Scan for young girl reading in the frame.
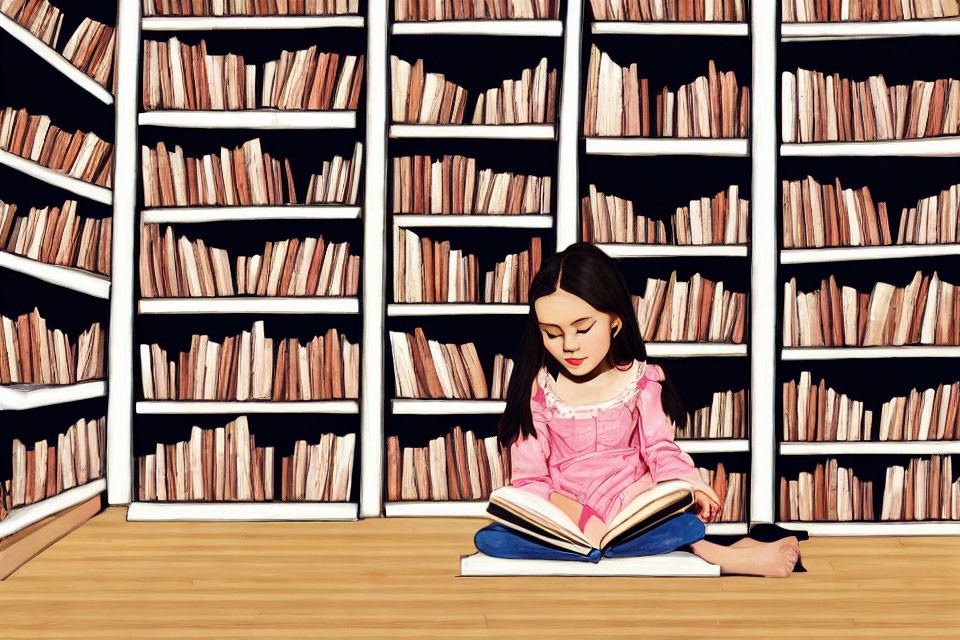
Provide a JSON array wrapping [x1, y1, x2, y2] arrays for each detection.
[[474, 243, 803, 577]]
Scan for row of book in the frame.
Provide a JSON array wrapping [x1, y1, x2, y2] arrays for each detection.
[[1, 417, 105, 518], [142, 138, 361, 207], [0, 309, 104, 385], [0, 107, 113, 188], [782, 0, 960, 22], [589, 0, 746, 20], [136, 417, 356, 502], [783, 271, 960, 347], [581, 185, 749, 245], [0, 2, 116, 90], [141, 0, 361, 16], [395, 0, 560, 20], [783, 372, 960, 442], [385, 427, 509, 501], [585, 49, 749, 138], [782, 69, 960, 143], [142, 38, 364, 111], [393, 230, 541, 303], [0, 199, 112, 276], [783, 177, 960, 248], [779, 459, 874, 521], [389, 328, 513, 399], [391, 56, 557, 125], [391, 154, 552, 215], [632, 271, 747, 344], [139, 321, 359, 400], [696, 462, 745, 522], [882, 456, 959, 521], [139, 225, 359, 298], [674, 388, 748, 439]]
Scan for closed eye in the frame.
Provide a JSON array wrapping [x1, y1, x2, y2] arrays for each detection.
[[545, 332, 561, 339], [577, 324, 595, 335]]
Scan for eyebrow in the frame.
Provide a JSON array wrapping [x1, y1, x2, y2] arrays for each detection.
[[538, 317, 594, 328]]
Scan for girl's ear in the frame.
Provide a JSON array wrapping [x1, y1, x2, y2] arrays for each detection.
[[611, 317, 622, 338]]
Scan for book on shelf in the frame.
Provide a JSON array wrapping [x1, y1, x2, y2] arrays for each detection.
[[395, 0, 560, 20], [781, 69, 960, 143], [393, 229, 541, 303], [588, 0, 746, 21], [0, 309, 105, 385], [0, 106, 113, 187], [392, 154, 552, 215], [675, 387, 748, 438], [141, 0, 361, 16], [782, 176, 959, 248], [262, 47, 363, 111], [388, 327, 513, 399], [139, 320, 359, 401], [881, 455, 959, 521], [582, 184, 748, 245], [1, 0, 64, 47], [305, 142, 363, 205], [139, 224, 359, 298], [780, 458, 875, 522], [782, 0, 959, 22], [1, 198, 111, 276], [782, 271, 960, 347], [280, 432, 355, 501], [632, 270, 747, 343], [137, 417, 275, 501], [584, 46, 749, 138], [696, 462, 745, 522], [385, 426, 510, 501], [487, 479, 697, 556], [1, 416, 105, 519], [783, 371, 874, 442], [391, 56, 557, 125]]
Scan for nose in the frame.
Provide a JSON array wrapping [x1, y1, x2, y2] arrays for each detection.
[[562, 332, 579, 353]]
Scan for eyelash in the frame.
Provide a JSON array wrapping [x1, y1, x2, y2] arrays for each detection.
[[545, 326, 593, 339]]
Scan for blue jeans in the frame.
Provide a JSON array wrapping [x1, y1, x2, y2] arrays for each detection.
[[474, 512, 706, 564]]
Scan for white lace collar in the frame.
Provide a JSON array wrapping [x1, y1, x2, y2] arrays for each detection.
[[538, 359, 647, 418]]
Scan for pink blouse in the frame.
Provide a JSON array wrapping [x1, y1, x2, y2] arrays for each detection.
[[509, 360, 711, 524]]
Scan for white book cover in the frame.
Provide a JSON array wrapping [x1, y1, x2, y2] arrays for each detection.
[[459, 551, 719, 577]]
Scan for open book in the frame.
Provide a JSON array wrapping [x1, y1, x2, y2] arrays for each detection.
[[486, 480, 698, 557]]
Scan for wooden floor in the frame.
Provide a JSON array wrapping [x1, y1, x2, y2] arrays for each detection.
[[1, 507, 959, 638]]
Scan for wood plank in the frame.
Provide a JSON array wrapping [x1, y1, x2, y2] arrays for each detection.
[[0, 496, 101, 580]]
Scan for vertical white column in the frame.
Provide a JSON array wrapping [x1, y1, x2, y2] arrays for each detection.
[[750, 1, 777, 524], [360, 2, 388, 518], [555, 0, 583, 251], [107, 0, 140, 505]]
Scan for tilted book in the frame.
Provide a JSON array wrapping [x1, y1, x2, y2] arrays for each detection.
[[486, 479, 698, 557]]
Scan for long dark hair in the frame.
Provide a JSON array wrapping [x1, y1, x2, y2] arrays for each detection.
[[498, 242, 686, 448]]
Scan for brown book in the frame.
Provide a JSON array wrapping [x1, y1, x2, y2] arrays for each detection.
[[452, 426, 470, 499], [443, 432, 461, 500]]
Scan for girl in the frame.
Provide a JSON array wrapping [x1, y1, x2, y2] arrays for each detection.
[[475, 243, 803, 577]]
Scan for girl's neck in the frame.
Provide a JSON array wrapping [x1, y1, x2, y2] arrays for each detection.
[[547, 357, 641, 408]]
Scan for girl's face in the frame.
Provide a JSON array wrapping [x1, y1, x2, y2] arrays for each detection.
[[534, 287, 622, 378]]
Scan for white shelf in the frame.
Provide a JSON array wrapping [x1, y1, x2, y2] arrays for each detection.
[[645, 343, 748, 357], [780, 441, 960, 455], [783, 346, 960, 360], [127, 501, 359, 521], [390, 124, 556, 140], [138, 297, 359, 314], [781, 138, 960, 157], [387, 303, 528, 316], [391, 399, 506, 414], [385, 500, 491, 517], [0, 252, 110, 298], [0, 381, 107, 411], [592, 21, 748, 36], [139, 110, 357, 129], [782, 244, 960, 263], [704, 522, 749, 535], [141, 15, 365, 30], [776, 521, 960, 536], [585, 137, 749, 156], [598, 244, 749, 258], [781, 18, 960, 41], [142, 205, 361, 223], [0, 149, 113, 204], [0, 479, 105, 538], [678, 439, 750, 453], [136, 400, 360, 414], [0, 13, 114, 104], [393, 19, 562, 36], [393, 214, 553, 228]]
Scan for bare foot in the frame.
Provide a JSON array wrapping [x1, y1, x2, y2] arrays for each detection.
[[691, 537, 799, 577]]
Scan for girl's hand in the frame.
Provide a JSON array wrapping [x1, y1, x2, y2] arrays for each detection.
[[583, 514, 606, 549], [693, 486, 723, 523]]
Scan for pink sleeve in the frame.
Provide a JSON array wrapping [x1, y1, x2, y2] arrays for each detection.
[[636, 365, 711, 493], [509, 384, 555, 500]]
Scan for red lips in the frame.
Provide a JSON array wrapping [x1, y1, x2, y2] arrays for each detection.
[[565, 358, 585, 366]]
